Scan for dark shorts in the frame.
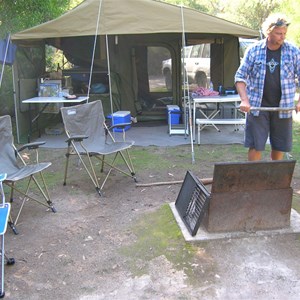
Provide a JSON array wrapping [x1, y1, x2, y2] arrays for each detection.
[[244, 111, 292, 152]]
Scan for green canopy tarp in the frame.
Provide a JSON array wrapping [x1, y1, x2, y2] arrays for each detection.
[[11, 0, 259, 146], [12, 0, 258, 40]]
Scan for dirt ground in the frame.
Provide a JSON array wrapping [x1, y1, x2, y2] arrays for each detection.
[[3, 145, 300, 300]]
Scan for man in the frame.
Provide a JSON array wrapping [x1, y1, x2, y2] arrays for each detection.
[[235, 14, 300, 161]]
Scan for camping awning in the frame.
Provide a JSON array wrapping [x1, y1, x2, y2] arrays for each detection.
[[12, 0, 259, 42]]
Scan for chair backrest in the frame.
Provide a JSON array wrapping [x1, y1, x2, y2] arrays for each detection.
[[0, 115, 18, 171], [60, 100, 107, 147]]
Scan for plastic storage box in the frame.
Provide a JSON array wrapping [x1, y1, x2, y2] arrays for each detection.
[[166, 105, 181, 125], [109, 111, 131, 132]]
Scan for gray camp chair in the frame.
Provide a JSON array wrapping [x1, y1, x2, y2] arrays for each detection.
[[0, 115, 56, 234], [60, 100, 136, 196], [0, 174, 15, 298]]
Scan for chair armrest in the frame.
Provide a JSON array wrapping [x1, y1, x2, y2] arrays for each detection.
[[108, 122, 132, 131], [18, 141, 46, 152], [16, 142, 47, 165], [66, 135, 89, 143]]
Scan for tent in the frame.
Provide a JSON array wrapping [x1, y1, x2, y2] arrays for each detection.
[[11, 0, 259, 143]]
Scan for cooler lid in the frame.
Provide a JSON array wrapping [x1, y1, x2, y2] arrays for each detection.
[[166, 105, 180, 111], [112, 111, 131, 117]]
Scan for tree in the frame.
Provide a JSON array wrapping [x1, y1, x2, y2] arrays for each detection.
[[163, 0, 209, 12], [0, 1, 73, 36], [0, 0, 83, 116], [279, 0, 300, 45], [163, 0, 299, 45]]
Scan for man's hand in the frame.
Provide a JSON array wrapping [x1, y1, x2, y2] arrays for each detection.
[[235, 81, 251, 112], [239, 98, 251, 113]]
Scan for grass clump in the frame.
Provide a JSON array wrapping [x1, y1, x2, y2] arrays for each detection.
[[120, 204, 214, 284]]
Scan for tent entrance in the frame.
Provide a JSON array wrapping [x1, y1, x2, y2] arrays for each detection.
[[133, 46, 174, 122]]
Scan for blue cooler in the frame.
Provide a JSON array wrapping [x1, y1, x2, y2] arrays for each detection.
[[110, 111, 131, 132], [166, 105, 181, 125]]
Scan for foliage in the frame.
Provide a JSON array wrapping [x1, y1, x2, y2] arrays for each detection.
[[164, 0, 300, 46], [0, 1, 71, 37], [163, 0, 209, 12], [0, 0, 83, 115], [279, 0, 300, 45]]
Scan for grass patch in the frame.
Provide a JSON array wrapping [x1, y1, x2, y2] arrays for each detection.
[[119, 204, 213, 284]]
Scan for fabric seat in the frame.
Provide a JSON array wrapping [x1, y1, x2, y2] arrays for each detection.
[[0, 115, 56, 234], [60, 100, 136, 196]]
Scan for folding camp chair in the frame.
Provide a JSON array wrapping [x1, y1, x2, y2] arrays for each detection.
[[0, 115, 56, 234], [0, 174, 15, 298], [60, 100, 136, 196]]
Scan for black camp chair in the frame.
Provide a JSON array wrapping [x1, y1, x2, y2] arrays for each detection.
[[0, 115, 56, 234], [60, 100, 136, 196]]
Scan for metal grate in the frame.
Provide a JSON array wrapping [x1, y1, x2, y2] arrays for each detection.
[[175, 171, 210, 236]]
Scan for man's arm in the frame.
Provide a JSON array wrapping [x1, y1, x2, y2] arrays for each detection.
[[236, 81, 251, 113]]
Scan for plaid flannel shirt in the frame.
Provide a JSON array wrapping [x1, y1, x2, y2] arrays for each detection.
[[235, 38, 300, 118]]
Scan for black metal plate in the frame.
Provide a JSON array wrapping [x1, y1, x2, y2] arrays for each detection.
[[175, 171, 210, 236]]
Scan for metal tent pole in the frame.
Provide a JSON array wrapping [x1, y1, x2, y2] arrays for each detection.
[[180, 5, 195, 163], [105, 34, 114, 125], [12, 65, 20, 143], [89, 0, 114, 127], [87, 0, 103, 102]]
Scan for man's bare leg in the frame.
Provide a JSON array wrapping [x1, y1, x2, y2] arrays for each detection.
[[271, 149, 284, 160], [248, 148, 262, 161]]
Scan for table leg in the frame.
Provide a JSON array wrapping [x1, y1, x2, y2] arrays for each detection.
[[27, 103, 50, 142]]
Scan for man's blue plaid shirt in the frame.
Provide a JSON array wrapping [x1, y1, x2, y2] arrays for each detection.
[[235, 38, 300, 118]]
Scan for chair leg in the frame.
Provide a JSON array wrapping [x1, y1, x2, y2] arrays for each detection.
[[0, 235, 5, 298], [0, 226, 15, 298], [99, 150, 137, 190], [5, 174, 56, 233], [63, 149, 71, 186], [65, 143, 102, 195]]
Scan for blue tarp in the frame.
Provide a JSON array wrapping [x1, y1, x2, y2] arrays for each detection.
[[0, 39, 17, 65]]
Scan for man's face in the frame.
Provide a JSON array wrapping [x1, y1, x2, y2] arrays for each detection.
[[268, 26, 288, 47]]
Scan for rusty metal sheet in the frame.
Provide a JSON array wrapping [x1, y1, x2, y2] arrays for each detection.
[[211, 160, 296, 193], [203, 188, 293, 233]]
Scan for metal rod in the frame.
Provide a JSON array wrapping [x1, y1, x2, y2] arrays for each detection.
[[135, 177, 213, 187], [180, 5, 195, 164], [87, 0, 103, 101], [250, 107, 296, 112]]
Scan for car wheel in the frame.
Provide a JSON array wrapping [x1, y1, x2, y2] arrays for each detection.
[[195, 72, 207, 88]]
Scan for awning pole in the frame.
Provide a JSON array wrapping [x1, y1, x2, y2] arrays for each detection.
[[180, 5, 195, 164], [105, 34, 114, 124], [12, 65, 20, 143], [87, 0, 103, 102]]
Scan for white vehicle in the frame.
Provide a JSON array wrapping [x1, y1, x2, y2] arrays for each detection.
[[162, 39, 256, 91], [162, 43, 210, 91]]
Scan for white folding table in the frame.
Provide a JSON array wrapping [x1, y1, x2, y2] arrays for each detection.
[[192, 94, 242, 139], [22, 96, 88, 142]]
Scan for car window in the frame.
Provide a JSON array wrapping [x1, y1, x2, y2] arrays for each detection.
[[239, 38, 257, 58], [202, 44, 210, 58], [190, 45, 200, 58], [182, 46, 192, 58]]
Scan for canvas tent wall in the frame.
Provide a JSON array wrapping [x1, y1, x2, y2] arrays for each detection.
[[11, 0, 258, 143]]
